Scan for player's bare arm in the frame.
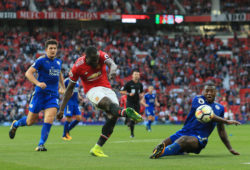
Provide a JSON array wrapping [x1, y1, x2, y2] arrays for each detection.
[[155, 97, 160, 107], [59, 72, 66, 94], [25, 66, 46, 89], [57, 80, 76, 120], [212, 114, 241, 125], [105, 58, 117, 80], [217, 123, 240, 155], [140, 97, 149, 107]]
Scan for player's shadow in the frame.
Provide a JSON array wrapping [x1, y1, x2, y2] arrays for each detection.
[[157, 154, 233, 160]]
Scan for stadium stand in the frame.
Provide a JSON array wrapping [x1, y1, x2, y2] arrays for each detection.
[[0, 26, 249, 123]]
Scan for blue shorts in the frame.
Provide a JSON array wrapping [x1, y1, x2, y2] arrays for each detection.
[[145, 108, 155, 117], [170, 130, 208, 154], [64, 104, 81, 117], [29, 92, 59, 113]]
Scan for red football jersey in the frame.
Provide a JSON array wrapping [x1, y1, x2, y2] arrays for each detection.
[[69, 50, 111, 94]]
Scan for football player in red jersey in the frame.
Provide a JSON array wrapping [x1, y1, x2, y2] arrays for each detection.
[[57, 46, 142, 157]]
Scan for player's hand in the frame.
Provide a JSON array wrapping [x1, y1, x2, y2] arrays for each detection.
[[108, 71, 116, 80], [229, 149, 240, 155], [129, 93, 135, 96], [226, 120, 241, 125], [59, 88, 65, 94], [56, 110, 64, 120], [37, 82, 47, 89]]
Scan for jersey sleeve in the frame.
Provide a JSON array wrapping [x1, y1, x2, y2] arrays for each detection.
[[99, 51, 111, 64], [31, 57, 43, 70], [64, 78, 69, 88], [69, 64, 80, 83], [191, 96, 199, 110], [121, 82, 130, 92], [220, 105, 225, 118], [140, 83, 143, 93]]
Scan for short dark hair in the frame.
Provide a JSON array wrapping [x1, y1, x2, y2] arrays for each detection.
[[132, 69, 140, 74], [204, 81, 216, 88], [85, 46, 97, 57], [45, 39, 58, 49]]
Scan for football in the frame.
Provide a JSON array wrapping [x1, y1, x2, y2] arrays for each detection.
[[195, 105, 214, 123]]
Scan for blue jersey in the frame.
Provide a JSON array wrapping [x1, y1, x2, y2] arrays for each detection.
[[64, 77, 79, 105], [181, 95, 224, 139], [144, 93, 156, 110], [32, 55, 62, 96]]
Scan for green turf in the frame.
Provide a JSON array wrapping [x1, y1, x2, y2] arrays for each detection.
[[0, 124, 249, 170]]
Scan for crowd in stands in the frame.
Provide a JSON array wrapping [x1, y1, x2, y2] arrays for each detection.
[[0, 27, 249, 124], [221, 0, 250, 13], [0, 0, 248, 15]]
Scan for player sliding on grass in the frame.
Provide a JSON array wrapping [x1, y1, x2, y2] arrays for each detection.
[[150, 83, 240, 159], [9, 39, 66, 151], [57, 46, 142, 157]]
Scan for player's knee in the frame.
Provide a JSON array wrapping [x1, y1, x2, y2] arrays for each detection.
[[76, 116, 81, 121], [26, 119, 35, 126], [176, 136, 189, 146], [66, 116, 72, 122], [109, 103, 121, 116]]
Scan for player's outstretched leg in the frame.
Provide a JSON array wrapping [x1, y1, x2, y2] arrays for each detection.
[[9, 117, 27, 139], [125, 107, 143, 122], [150, 142, 182, 159]]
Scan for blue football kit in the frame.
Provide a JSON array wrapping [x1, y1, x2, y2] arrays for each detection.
[[29, 55, 62, 113], [63, 78, 81, 117], [144, 93, 157, 116], [170, 95, 225, 153]]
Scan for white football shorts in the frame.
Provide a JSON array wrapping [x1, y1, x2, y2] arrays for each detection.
[[86, 86, 119, 107]]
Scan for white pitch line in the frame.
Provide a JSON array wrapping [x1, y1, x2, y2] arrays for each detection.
[[242, 162, 250, 165], [0, 139, 162, 146], [110, 139, 162, 143]]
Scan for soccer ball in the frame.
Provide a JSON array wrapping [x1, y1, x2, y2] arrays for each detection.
[[195, 105, 214, 123]]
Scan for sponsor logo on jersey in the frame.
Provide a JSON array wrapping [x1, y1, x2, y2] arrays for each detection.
[[87, 71, 101, 81], [49, 67, 60, 76]]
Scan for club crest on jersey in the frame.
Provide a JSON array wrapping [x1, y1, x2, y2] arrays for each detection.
[[57, 61, 60, 65], [95, 96, 99, 102], [215, 105, 220, 110], [29, 104, 33, 108]]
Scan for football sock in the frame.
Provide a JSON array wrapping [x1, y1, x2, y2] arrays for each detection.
[[97, 117, 117, 146], [161, 142, 181, 157], [97, 134, 109, 147], [68, 120, 79, 131], [109, 103, 126, 117], [13, 116, 27, 128], [38, 123, 52, 146], [63, 121, 70, 137], [147, 120, 152, 130], [130, 121, 135, 136]]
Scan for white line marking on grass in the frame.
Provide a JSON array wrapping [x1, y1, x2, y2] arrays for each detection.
[[110, 139, 162, 144], [0, 139, 161, 146], [242, 162, 250, 165]]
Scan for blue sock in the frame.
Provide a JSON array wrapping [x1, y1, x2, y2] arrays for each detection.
[[161, 142, 181, 157], [38, 123, 52, 146], [148, 120, 152, 130], [68, 120, 79, 131], [13, 116, 27, 128], [63, 121, 70, 137]]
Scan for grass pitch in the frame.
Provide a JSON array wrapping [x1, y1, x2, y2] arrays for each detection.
[[0, 124, 249, 170]]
